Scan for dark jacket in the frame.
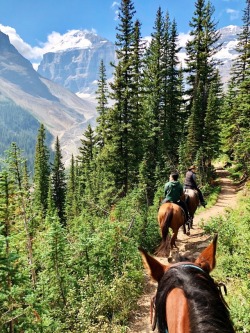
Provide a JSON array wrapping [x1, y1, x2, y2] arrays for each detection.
[[164, 180, 183, 202], [184, 170, 197, 189]]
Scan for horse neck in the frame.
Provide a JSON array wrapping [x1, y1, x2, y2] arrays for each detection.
[[166, 288, 190, 333]]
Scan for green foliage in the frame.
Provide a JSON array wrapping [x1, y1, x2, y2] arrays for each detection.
[[221, 0, 250, 177], [203, 190, 250, 331], [0, 98, 53, 172]]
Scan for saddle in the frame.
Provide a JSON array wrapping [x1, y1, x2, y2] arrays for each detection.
[[184, 188, 198, 202]]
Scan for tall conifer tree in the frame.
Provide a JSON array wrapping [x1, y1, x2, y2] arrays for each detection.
[[185, 0, 221, 165], [51, 137, 66, 225], [231, 0, 250, 85], [106, 0, 140, 195], [221, 0, 250, 175], [33, 124, 50, 216], [95, 60, 110, 148]]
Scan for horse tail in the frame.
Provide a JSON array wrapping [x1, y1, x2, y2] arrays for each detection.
[[161, 206, 173, 242]]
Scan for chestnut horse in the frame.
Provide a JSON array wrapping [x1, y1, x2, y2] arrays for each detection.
[[156, 203, 186, 257], [184, 189, 199, 230], [139, 234, 235, 333]]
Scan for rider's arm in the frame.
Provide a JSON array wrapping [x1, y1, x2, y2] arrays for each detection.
[[192, 174, 198, 188]]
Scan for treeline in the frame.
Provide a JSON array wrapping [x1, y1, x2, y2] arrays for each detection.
[[0, 99, 54, 171], [0, 0, 249, 332]]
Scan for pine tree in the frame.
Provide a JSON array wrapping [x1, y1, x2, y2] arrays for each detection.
[[65, 155, 78, 220], [0, 148, 35, 332], [106, 0, 141, 195], [33, 124, 50, 216], [129, 18, 146, 180], [226, 79, 250, 174], [0, 170, 15, 332], [95, 60, 110, 148], [142, 9, 182, 176], [200, 74, 222, 182], [185, 0, 221, 165], [231, 0, 250, 85], [221, 0, 250, 176], [5, 143, 36, 286], [51, 137, 66, 225], [78, 124, 96, 194], [142, 7, 165, 175], [163, 17, 182, 164]]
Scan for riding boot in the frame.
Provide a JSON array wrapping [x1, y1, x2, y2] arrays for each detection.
[[197, 188, 206, 207]]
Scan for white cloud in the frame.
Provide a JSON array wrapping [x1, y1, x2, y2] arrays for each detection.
[[0, 24, 96, 69], [0, 24, 44, 61], [111, 1, 119, 20], [40, 30, 93, 53], [226, 8, 240, 20], [111, 1, 119, 7]]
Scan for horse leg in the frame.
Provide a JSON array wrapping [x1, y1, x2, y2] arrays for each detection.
[[171, 231, 178, 248], [190, 216, 194, 229], [183, 222, 186, 235]]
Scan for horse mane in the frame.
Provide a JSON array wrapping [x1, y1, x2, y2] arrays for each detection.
[[155, 264, 235, 333]]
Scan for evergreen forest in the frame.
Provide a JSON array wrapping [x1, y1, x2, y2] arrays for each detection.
[[0, 0, 249, 332]]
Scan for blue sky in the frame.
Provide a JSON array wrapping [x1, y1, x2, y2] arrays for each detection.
[[0, 0, 245, 64]]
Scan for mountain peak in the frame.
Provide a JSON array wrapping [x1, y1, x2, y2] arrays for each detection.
[[46, 29, 108, 53]]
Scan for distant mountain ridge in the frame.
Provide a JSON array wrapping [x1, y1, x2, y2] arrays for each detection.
[[37, 30, 116, 97]]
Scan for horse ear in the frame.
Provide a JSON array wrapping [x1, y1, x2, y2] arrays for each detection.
[[195, 234, 218, 273], [139, 247, 168, 282]]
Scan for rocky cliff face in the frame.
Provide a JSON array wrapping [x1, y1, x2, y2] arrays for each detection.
[[214, 25, 241, 86], [37, 30, 116, 96]]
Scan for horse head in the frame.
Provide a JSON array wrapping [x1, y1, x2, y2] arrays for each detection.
[[139, 234, 235, 333]]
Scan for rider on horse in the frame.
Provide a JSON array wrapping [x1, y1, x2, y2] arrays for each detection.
[[184, 165, 207, 207], [162, 172, 191, 224]]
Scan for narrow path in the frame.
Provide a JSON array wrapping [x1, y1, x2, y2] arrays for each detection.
[[127, 169, 238, 333]]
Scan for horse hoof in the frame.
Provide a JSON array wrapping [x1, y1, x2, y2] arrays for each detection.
[[187, 231, 190, 236]]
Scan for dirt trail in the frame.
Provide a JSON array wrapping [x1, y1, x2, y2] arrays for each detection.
[[128, 169, 238, 333]]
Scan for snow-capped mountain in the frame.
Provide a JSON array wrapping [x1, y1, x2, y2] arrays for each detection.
[[0, 31, 97, 165], [37, 30, 116, 97], [37, 26, 241, 95], [214, 25, 241, 85]]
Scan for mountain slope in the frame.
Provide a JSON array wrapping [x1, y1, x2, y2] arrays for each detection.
[[0, 31, 98, 165]]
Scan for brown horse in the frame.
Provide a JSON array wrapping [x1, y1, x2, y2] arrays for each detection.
[[139, 234, 235, 333], [156, 202, 186, 257], [184, 189, 199, 230]]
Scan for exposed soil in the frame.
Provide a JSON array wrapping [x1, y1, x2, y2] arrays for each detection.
[[128, 169, 238, 333]]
